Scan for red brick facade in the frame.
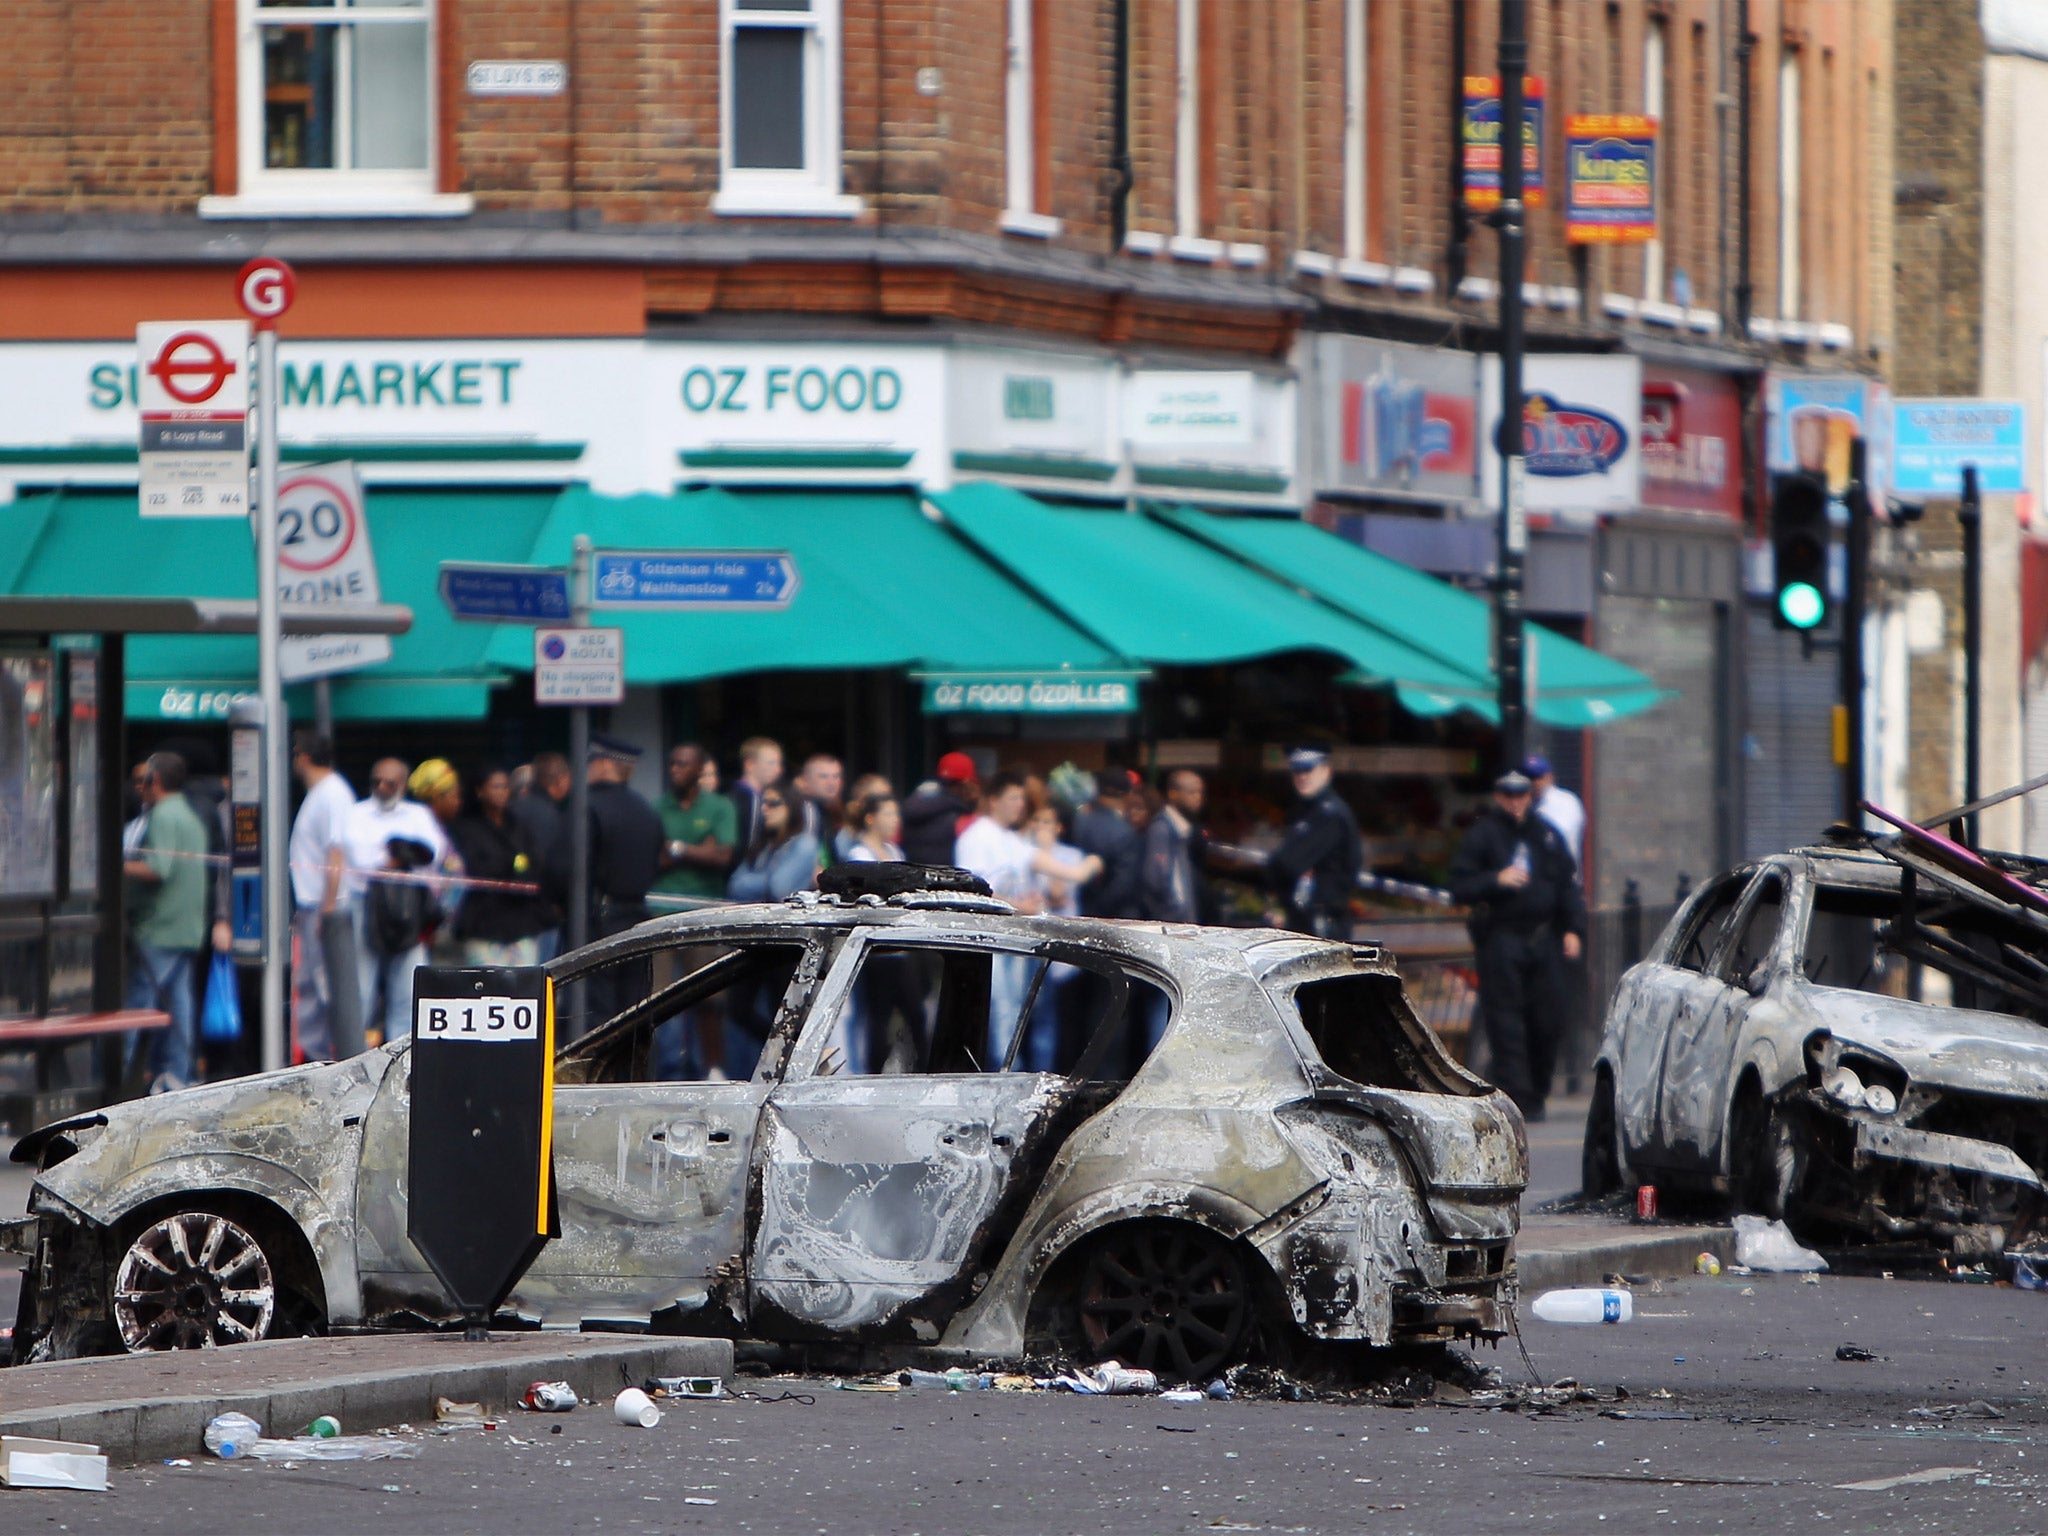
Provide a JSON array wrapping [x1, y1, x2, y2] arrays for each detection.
[[0, 1, 1889, 362]]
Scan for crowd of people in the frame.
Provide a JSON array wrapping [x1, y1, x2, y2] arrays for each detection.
[[116, 726, 1589, 1113]]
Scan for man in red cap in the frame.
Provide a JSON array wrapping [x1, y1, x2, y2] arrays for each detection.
[[901, 751, 980, 866]]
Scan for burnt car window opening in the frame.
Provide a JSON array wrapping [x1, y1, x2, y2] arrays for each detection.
[[1675, 874, 1748, 972], [1808, 884, 2048, 1019], [557, 941, 810, 1084], [824, 942, 1167, 1082], [1726, 877, 1786, 990], [1290, 973, 1471, 1093]]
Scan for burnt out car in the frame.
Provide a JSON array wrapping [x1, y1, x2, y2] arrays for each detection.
[[1583, 836, 2048, 1258], [11, 874, 1522, 1375]]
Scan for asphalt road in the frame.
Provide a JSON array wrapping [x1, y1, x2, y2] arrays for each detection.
[[5, 1273, 2042, 1533]]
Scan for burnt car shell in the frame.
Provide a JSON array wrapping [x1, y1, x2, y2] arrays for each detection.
[[14, 896, 1523, 1364], [1589, 839, 2048, 1256]]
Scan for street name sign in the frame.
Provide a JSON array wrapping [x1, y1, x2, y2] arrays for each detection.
[[439, 563, 573, 624], [534, 626, 625, 705], [275, 462, 392, 683], [136, 320, 251, 517], [407, 967, 557, 1334], [1892, 399, 2028, 496], [591, 550, 798, 610]]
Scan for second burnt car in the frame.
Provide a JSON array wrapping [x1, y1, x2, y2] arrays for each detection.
[[11, 867, 1524, 1375], [1583, 831, 2048, 1257]]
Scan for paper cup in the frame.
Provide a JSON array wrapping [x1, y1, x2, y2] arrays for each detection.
[[614, 1387, 661, 1428]]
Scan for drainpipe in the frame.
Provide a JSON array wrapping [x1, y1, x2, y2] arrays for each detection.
[[1734, 0, 1755, 336], [1448, 0, 1471, 294], [1110, 0, 1134, 253]]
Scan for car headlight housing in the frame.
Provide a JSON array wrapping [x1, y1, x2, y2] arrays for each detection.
[[1810, 1039, 1903, 1115]]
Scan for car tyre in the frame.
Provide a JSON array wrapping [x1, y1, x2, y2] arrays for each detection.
[[111, 1209, 280, 1352], [1581, 1070, 1625, 1199], [1727, 1079, 1793, 1220], [1067, 1221, 1252, 1382]]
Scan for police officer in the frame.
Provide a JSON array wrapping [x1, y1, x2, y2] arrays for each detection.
[[1448, 769, 1587, 1121], [545, 733, 663, 1030], [1268, 746, 1362, 938]]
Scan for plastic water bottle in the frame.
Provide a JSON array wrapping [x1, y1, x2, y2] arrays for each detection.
[[203, 1411, 263, 1458], [1529, 1288, 1633, 1325]]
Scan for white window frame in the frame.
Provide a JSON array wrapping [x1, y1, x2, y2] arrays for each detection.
[[1642, 18, 1666, 303], [1341, 0, 1368, 262], [1003, 0, 1060, 236], [200, 0, 472, 220], [1778, 49, 1802, 320], [714, 0, 862, 218]]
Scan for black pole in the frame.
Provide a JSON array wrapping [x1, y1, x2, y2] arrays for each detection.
[[1493, 1, 1529, 769], [1841, 437, 1869, 826], [1959, 463, 1983, 847], [1733, 0, 1754, 335], [1109, 0, 1132, 253]]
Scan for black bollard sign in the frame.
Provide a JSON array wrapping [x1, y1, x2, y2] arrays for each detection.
[[406, 967, 559, 1336]]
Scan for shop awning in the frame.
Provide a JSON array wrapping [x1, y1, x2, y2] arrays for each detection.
[[925, 482, 1481, 692], [0, 487, 556, 721], [481, 486, 1131, 688], [1148, 504, 1667, 727]]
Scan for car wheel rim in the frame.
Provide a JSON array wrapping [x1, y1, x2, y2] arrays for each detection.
[[1078, 1225, 1247, 1381], [113, 1212, 275, 1352]]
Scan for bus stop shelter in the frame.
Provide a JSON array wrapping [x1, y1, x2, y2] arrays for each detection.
[[0, 596, 409, 1129]]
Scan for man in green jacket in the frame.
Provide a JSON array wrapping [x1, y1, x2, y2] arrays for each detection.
[[123, 751, 210, 1093]]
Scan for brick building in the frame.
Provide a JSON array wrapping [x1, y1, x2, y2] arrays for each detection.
[[0, 0, 1896, 909]]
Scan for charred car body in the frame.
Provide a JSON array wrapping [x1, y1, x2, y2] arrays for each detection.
[[1584, 833, 2048, 1257], [12, 875, 1523, 1375]]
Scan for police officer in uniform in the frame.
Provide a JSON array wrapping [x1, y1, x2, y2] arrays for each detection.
[[1267, 746, 1362, 938], [545, 733, 663, 1031], [1448, 769, 1587, 1121]]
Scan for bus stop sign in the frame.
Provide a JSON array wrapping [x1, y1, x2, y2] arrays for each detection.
[[406, 967, 558, 1335]]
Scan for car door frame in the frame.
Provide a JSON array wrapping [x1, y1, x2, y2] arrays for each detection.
[[1653, 866, 1790, 1176], [511, 922, 837, 1329], [1613, 868, 1757, 1172], [743, 920, 1124, 1341]]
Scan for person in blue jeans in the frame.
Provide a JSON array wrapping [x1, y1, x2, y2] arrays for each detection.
[[122, 752, 212, 1093]]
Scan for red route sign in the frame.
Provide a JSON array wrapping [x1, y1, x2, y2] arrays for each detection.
[[146, 330, 239, 407]]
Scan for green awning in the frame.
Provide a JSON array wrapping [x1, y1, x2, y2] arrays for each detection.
[[0, 487, 556, 721], [1149, 504, 1667, 727], [925, 482, 1480, 692], [482, 486, 1125, 685]]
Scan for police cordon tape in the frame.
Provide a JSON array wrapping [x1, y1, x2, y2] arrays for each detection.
[[132, 844, 728, 911]]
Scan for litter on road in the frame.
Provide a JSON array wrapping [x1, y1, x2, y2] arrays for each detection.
[[0, 1436, 109, 1492], [1530, 1288, 1633, 1325], [1732, 1216, 1827, 1273], [1836, 1466, 1981, 1491]]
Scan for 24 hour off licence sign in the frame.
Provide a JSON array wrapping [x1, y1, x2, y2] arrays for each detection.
[[137, 320, 251, 517]]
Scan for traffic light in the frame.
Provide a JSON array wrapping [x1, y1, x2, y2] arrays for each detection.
[[1769, 471, 1830, 630]]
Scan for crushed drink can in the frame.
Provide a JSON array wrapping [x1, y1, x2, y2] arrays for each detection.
[[1635, 1185, 1658, 1222], [522, 1380, 578, 1412]]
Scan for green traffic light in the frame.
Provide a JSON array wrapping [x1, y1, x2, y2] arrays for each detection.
[[1779, 581, 1825, 630]]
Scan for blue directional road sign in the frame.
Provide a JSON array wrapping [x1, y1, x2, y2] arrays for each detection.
[[591, 550, 799, 611], [439, 562, 573, 624]]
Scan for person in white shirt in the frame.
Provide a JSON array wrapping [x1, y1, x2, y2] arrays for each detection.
[[288, 730, 364, 1062], [954, 774, 1100, 1067], [1524, 755, 1586, 876], [346, 756, 449, 1044]]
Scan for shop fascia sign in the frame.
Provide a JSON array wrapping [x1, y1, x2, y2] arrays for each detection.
[[1318, 336, 1479, 503], [916, 670, 1144, 715], [1480, 353, 1643, 515]]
